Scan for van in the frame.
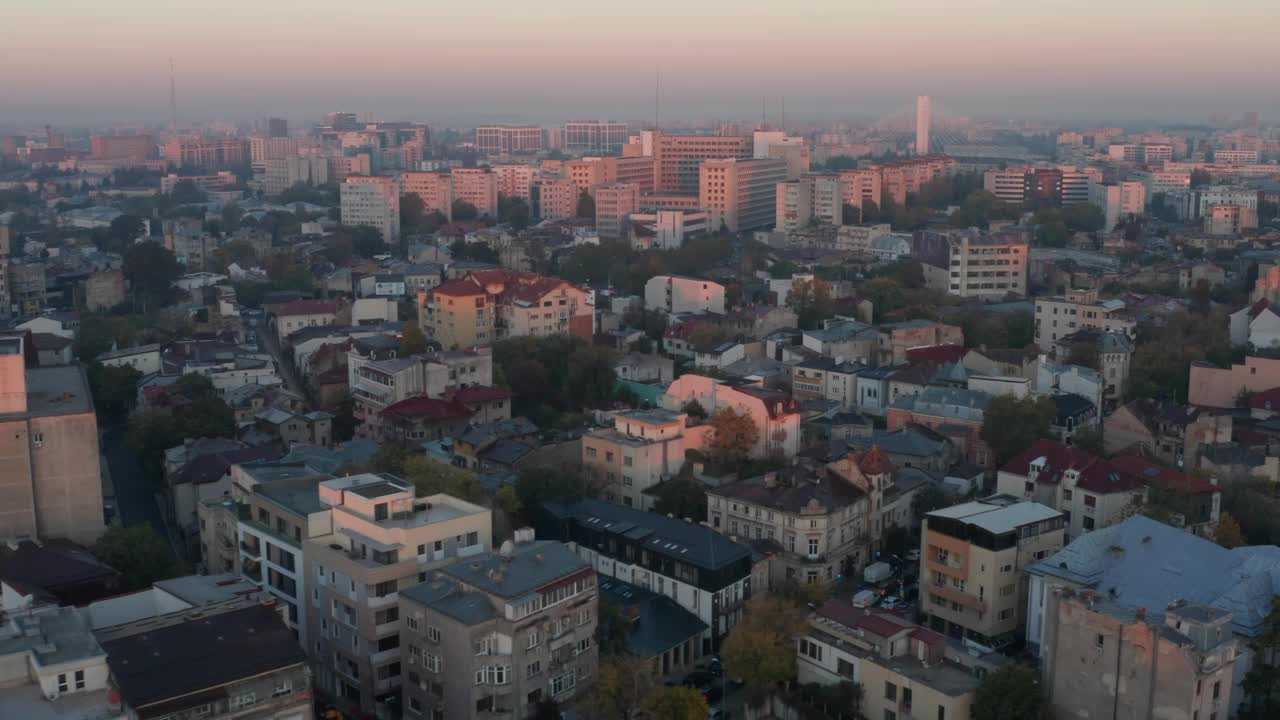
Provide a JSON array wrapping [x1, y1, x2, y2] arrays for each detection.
[[853, 589, 878, 608]]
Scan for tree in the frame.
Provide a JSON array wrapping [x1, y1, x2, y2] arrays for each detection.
[[93, 526, 182, 591], [324, 232, 354, 264], [169, 180, 207, 205], [706, 407, 760, 466], [371, 443, 408, 475], [652, 474, 708, 521], [87, 363, 143, 423], [645, 686, 709, 720], [514, 466, 599, 511], [972, 664, 1054, 720], [581, 655, 658, 720], [565, 345, 618, 410], [786, 277, 835, 330], [981, 395, 1057, 466], [1061, 202, 1106, 232], [74, 313, 142, 360], [1189, 279, 1212, 316], [452, 199, 479, 221], [1243, 597, 1280, 718], [596, 599, 632, 656], [498, 196, 531, 230], [495, 485, 522, 516], [332, 393, 357, 443], [1216, 511, 1247, 548], [841, 203, 861, 225], [681, 399, 707, 420], [123, 241, 181, 311], [576, 190, 595, 220], [911, 483, 951, 520], [721, 595, 807, 693], [349, 224, 386, 258], [1071, 426, 1106, 456], [448, 238, 499, 264], [859, 278, 906, 321], [402, 456, 486, 503], [400, 192, 426, 233], [1066, 342, 1099, 369], [106, 214, 146, 251], [221, 202, 243, 233], [1190, 168, 1212, 188], [400, 323, 429, 355]]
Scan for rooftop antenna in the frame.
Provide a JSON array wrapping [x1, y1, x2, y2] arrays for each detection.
[[168, 56, 178, 136], [654, 65, 661, 131], [781, 97, 786, 133], [761, 96, 766, 129]]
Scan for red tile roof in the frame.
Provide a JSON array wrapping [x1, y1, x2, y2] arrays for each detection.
[[1001, 438, 1143, 493], [451, 385, 512, 404], [382, 395, 474, 422], [814, 599, 915, 639], [431, 278, 486, 298], [905, 344, 968, 365], [1109, 454, 1219, 496], [1248, 386, 1280, 410], [276, 299, 338, 317], [856, 446, 893, 476]]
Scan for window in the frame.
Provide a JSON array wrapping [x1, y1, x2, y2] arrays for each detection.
[[575, 637, 593, 655], [57, 674, 68, 693], [424, 652, 442, 672], [999, 608, 1015, 620], [427, 624, 440, 642], [1213, 681, 1220, 699], [808, 538, 819, 556], [528, 629, 539, 648], [885, 681, 897, 701], [466, 531, 478, 546], [551, 670, 577, 696], [937, 708, 946, 720], [406, 616, 419, 631], [1095, 634, 1105, 649], [1084, 494, 1097, 507], [578, 608, 591, 625], [527, 660, 541, 678], [229, 692, 257, 709], [799, 638, 823, 661]]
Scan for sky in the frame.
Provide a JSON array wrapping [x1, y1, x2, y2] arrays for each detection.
[[2, 0, 1278, 128]]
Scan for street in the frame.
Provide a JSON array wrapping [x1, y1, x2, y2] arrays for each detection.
[[101, 425, 176, 550], [256, 316, 314, 409]]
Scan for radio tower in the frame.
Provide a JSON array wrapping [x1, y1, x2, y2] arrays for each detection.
[[169, 57, 178, 136]]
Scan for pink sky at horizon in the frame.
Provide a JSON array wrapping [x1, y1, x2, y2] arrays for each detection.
[[2, 0, 1277, 125]]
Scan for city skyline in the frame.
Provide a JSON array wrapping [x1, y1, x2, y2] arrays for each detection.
[[3, 0, 1277, 127]]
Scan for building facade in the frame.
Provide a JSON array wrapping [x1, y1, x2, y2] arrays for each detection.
[[341, 176, 401, 243], [700, 158, 787, 232]]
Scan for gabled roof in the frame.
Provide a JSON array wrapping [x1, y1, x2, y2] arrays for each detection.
[[1108, 453, 1219, 496], [382, 395, 474, 422], [1000, 439, 1141, 494], [905, 344, 968, 365], [275, 298, 338, 317]]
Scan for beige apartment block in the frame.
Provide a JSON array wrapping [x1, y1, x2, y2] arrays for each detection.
[[581, 408, 696, 509], [402, 171, 454, 220], [305, 474, 492, 718], [399, 533, 598, 720], [341, 175, 401, 243], [452, 168, 499, 218], [0, 337, 105, 546], [699, 158, 787, 232], [921, 496, 1064, 648]]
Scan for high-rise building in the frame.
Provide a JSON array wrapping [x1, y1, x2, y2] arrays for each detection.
[[915, 227, 1029, 300], [564, 120, 628, 154], [494, 164, 536, 201], [268, 117, 288, 138], [915, 95, 931, 155], [594, 183, 640, 240], [305, 474, 492, 716], [651, 131, 752, 194], [341, 176, 401, 243], [533, 178, 578, 221], [89, 134, 155, 162], [162, 136, 246, 169], [264, 156, 328, 195], [699, 158, 787, 232], [776, 174, 843, 230], [838, 169, 882, 211], [475, 126, 543, 155], [399, 534, 599, 720], [920, 496, 1064, 647], [401, 171, 454, 220], [451, 168, 499, 218], [1089, 181, 1146, 230], [0, 337, 106, 546], [324, 112, 359, 131], [249, 136, 300, 172]]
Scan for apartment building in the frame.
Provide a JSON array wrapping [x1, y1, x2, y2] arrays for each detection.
[[1206, 204, 1258, 235], [348, 347, 494, 438], [595, 182, 640, 240], [342, 176, 401, 243], [565, 120, 628, 153], [1042, 593, 1236, 720], [983, 167, 1028, 203], [89, 133, 155, 161], [582, 409, 694, 509], [700, 158, 787, 232], [162, 136, 246, 169], [265, 156, 328, 195], [1107, 143, 1173, 165], [1033, 287, 1135, 348], [887, 386, 992, 466], [643, 274, 726, 315], [1089, 181, 1145, 230], [476, 126, 543, 155], [452, 168, 499, 218], [420, 270, 592, 349], [533, 178, 578, 221], [1059, 166, 1102, 204], [401, 171, 454, 220], [494, 164, 536, 201], [249, 135, 300, 172], [400, 534, 598, 720], [920, 496, 1065, 648], [662, 374, 801, 458], [876, 156, 957, 206], [540, 497, 753, 652], [1215, 149, 1258, 165], [306, 474, 492, 717], [1135, 169, 1191, 197], [0, 338, 105, 546], [776, 174, 843, 231], [915, 227, 1028, 300], [797, 601, 1003, 720], [838, 169, 882, 211]]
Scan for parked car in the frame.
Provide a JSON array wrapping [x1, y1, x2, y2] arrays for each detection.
[[905, 549, 921, 562], [710, 709, 732, 720], [880, 595, 903, 610], [853, 589, 879, 608], [705, 686, 724, 706]]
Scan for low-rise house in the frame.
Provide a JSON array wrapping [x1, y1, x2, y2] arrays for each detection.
[[614, 352, 674, 386], [802, 319, 879, 365], [95, 343, 163, 374], [662, 374, 801, 458], [452, 417, 540, 471], [846, 424, 956, 472], [0, 539, 123, 606], [380, 395, 474, 444], [877, 320, 964, 366], [253, 407, 333, 448], [598, 575, 708, 676], [996, 439, 1143, 541], [1036, 360, 1104, 413], [1229, 298, 1280, 350], [1103, 399, 1231, 469], [1188, 355, 1280, 409], [790, 356, 864, 407], [797, 601, 1004, 720], [0, 600, 113, 719], [693, 340, 746, 369], [1048, 393, 1097, 444], [887, 386, 993, 466], [1052, 328, 1134, 408], [1107, 453, 1221, 536], [582, 409, 699, 509], [274, 299, 341, 343]]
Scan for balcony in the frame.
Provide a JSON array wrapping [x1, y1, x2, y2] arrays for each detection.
[[371, 647, 400, 665], [375, 620, 400, 637], [374, 675, 402, 694], [926, 582, 985, 613], [368, 591, 399, 610]]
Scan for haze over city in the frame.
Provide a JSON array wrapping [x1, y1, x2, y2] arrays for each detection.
[[3, 0, 1278, 126]]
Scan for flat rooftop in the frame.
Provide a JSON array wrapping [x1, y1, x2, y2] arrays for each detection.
[[928, 495, 1061, 534], [1, 366, 94, 419], [349, 480, 404, 499], [0, 685, 115, 720]]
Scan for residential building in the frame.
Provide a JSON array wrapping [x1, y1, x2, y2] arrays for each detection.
[[90, 133, 155, 161], [1041, 593, 1236, 720], [1108, 453, 1220, 535], [1103, 399, 1231, 469], [493, 164, 535, 201], [1188, 355, 1280, 408], [1189, 186, 1258, 219], [306, 474, 492, 716], [162, 136, 246, 169], [95, 342, 163, 375], [650, 131, 752, 194], [402, 171, 454, 220], [915, 95, 931, 154], [915, 227, 1028, 300], [662, 374, 801, 458], [1052, 328, 1134, 406], [399, 534, 598, 720], [920, 495, 1065, 647], [1215, 149, 1258, 165], [775, 174, 843, 231], [0, 339, 105, 546], [1036, 361, 1105, 412], [582, 409, 695, 509], [1089, 181, 1146, 231], [452, 168, 499, 218], [983, 167, 1029, 203], [475, 126, 543, 155], [838, 169, 882, 211], [420, 270, 592, 349], [97, 600, 312, 720], [797, 600, 1004, 720], [699, 158, 787, 232], [341, 176, 401, 243], [264, 156, 329, 195], [788, 357, 864, 407], [887, 386, 993, 466], [274, 299, 340, 343], [1024, 514, 1280, 715], [533, 178, 578, 221], [1205, 204, 1258, 235], [995, 439, 1143, 541], [597, 575, 708, 676], [643, 275, 726, 315], [1033, 288, 1135, 348], [564, 120, 628, 154], [539, 497, 753, 651], [348, 347, 495, 439], [0, 597, 113, 719], [877, 319, 964, 366], [595, 183, 640, 240]]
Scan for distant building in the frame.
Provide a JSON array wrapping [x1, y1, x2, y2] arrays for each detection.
[[341, 176, 401, 243], [915, 95, 931, 155], [475, 125, 543, 155], [451, 167, 499, 218], [662, 374, 801, 458], [420, 270, 592, 349], [89, 133, 155, 161], [1089, 181, 1146, 230], [595, 182, 640, 240], [643, 274, 726, 315], [564, 120, 628, 154], [700, 158, 787, 232]]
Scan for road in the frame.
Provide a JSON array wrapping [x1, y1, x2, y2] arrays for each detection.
[[257, 316, 313, 409], [102, 425, 172, 543]]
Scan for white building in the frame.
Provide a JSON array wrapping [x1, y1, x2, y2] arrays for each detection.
[[1088, 181, 1145, 231], [340, 177, 400, 243], [644, 275, 726, 315]]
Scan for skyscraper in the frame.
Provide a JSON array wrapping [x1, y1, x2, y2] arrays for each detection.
[[915, 95, 931, 155]]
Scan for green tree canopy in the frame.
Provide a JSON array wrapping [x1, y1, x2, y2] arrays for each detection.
[[980, 395, 1057, 466], [451, 199, 479, 221], [87, 363, 143, 423], [651, 474, 708, 521], [498, 196, 530, 230], [576, 190, 596, 219], [400, 323, 429, 355], [645, 686, 709, 720], [786, 277, 835, 330], [123, 241, 181, 311], [722, 595, 807, 693], [972, 664, 1054, 720], [93, 526, 183, 591]]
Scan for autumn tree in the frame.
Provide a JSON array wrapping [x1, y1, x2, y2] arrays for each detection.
[[401, 456, 485, 504], [972, 664, 1054, 720], [580, 655, 658, 720], [786, 277, 835, 330], [722, 595, 807, 695], [680, 399, 707, 420], [1243, 597, 1280, 718], [980, 395, 1057, 466], [645, 686, 709, 720], [1216, 511, 1247, 548], [706, 407, 760, 466], [400, 323, 429, 355]]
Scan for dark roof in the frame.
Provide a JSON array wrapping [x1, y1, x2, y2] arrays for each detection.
[[30, 332, 72, 351], [1110, 454, 1219, 496], [382, 395, 474, 422], [1050, 393, 1096, 423], [275, 298, 338, 316], [452, 384, 513, 404], [101, 603, 306, 714], [478, 439, 535, 467], [543, 498, 751, 572], [172, 445, 283, 485], [1000, 438, 1142, 494], [598, 576, 708, 657], [0, 539, 120, 593], [904, 344, 968, 365], [710, 470, 867, 514]]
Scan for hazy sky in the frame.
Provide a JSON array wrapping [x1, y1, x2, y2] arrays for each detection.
[[3, 0, 1277, 128]]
